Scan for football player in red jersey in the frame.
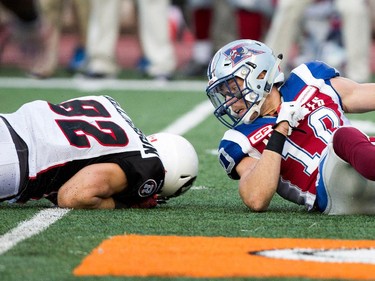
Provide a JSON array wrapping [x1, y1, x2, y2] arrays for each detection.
[[0, 95, 198, 209], [206, 39, 375, 215]]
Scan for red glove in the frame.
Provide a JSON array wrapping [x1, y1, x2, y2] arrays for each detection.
[[129, 194, 158, 209]]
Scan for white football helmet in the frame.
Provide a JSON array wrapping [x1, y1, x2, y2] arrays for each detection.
[[147, 133, 198, 199], [206, 39, 284, 128]]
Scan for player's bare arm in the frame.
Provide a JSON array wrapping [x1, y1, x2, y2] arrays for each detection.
[[206, 39, 375, 214], [236, 122, 289, 212], [57, 163, 127, 209], [331, 77, 375, 113], [237, 152, 281, 212]]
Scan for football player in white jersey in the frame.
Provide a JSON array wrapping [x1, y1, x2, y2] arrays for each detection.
[[206, 39, 375, 215], [0, 95, 198, 209]]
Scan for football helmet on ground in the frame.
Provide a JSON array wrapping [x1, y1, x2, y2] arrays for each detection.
[[147, 133, 198, 199], [206, 39, 284, 128]]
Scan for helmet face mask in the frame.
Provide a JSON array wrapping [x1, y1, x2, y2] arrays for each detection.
[[206, 39, 284, 128], [207, 66, 262, 128]]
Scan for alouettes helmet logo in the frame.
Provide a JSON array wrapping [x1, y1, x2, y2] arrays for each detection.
[[224, 44, 265, 67]]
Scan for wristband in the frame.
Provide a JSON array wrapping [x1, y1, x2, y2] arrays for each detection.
[[265, 130, 286, 155]]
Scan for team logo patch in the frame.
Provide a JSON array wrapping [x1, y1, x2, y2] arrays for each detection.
[[74, 235, 375, 279], [224, 43, 264, 67], [138, 179, 158, 197], [249, 125, 273, 145]]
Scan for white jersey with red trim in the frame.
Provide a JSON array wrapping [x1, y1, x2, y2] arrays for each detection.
[[218, 61, 351, 210], [1, 95, 158, 178]]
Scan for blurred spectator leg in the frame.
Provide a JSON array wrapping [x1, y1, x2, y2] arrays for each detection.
[[236, 9, 263, 40], [211, 0, 236, 53], [233, 0, 274, 41], [335, 0, 371, 82], [84, 0, 121, 78], [67, 0, 89, 73], [29, 0, 63, 78], [182, 0, 213, 77], [265, 0, 312, 70], [138, 0, 177, 80]]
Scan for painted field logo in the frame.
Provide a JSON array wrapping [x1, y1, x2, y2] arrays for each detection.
[[253, 248, 375, 264], [74, 235, 375, 280]]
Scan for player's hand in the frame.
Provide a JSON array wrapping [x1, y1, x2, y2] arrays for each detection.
[[274, 101, 308, 135], [130, 194, 158, 209]]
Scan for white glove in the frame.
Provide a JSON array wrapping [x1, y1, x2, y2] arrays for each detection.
[[275, 101, 309, 134]]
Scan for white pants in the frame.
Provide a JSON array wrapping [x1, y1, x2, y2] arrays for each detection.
[[0, 118, 20, 199], [317, 143, 375, 215], [138, 0, 176, 77], [86, 0, 176, 77], [85, 0, 121, 75]]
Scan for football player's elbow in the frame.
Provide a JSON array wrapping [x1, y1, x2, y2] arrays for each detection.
[[239, 189, 269, 211], [58, 196, 100, 209], [57, 194, 75, 208], [242, 197, 269, 212], [58, 189, 100, 209]]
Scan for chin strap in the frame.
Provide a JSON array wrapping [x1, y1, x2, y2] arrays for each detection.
[[264, 54, 283, 93], [242, 97, 266, 124]]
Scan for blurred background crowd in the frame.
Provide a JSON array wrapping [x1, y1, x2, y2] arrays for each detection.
[[1, 0, 375, 82]]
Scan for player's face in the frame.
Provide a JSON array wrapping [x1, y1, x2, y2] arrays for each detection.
[[220, 78, 249, 118], [225, 77, 270, 122]]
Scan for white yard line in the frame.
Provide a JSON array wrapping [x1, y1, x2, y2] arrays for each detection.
[[0, 208, 70, 255], [162, 100, 213, 135], [0, 78, 211, 255]]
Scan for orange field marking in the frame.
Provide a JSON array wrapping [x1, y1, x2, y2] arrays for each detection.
[[74, 235, 375, 279]]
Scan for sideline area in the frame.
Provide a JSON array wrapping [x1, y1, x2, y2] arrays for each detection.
[[0, 77, 207, 92]]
